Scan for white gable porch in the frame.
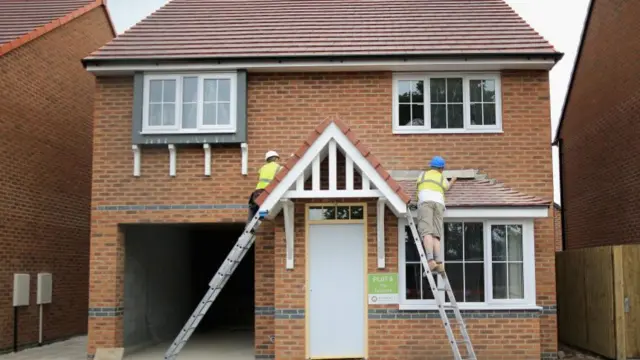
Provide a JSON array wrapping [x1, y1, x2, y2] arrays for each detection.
[[256, 120, 410, 270]]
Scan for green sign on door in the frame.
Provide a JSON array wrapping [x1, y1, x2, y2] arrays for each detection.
[[368, 273, 399, 304]]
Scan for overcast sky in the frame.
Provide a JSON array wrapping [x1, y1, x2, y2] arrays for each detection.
[[105, 0, 592, 204]]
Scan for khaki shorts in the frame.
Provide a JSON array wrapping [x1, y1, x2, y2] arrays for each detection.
[[417, 201, 445, 239]]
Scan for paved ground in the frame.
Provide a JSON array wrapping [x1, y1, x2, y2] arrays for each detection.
[[0, 336, 606, 360], [0, 336, 87, 360], [0, 332, 254, 360]]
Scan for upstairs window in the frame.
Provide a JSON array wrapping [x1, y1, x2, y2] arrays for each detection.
[[393, 73, 502, 134], [142, 73, 237, 134]]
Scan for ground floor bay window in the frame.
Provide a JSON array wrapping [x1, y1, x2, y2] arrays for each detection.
[[398, 217, 537, 310]]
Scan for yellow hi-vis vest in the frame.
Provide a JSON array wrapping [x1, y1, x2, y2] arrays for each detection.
[[416, 169, 447, 200], [255, 162, 282, 190]]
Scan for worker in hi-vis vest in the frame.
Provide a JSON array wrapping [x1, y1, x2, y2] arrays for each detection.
[[415, 156, 457, 273], [247, 150, 282, 223]]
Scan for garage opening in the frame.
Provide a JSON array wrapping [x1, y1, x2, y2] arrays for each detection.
[[122, 223, 254, 359]]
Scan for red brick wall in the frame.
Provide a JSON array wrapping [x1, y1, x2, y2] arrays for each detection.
[[0, 7, 114, 352], [558, 0, 640, 250], [89, 70, 556, 357], [554, 205, 563, 251]]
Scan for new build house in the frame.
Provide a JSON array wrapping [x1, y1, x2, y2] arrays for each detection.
[[83, 0, 561, 359], [0, 0, 114, 353]]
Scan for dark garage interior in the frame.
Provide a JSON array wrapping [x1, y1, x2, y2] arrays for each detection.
[[122, 223, 254, 356]]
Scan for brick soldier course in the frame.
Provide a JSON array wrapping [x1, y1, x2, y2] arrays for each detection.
[[0, 0, 114, 353], [83, 0, 563, 359]]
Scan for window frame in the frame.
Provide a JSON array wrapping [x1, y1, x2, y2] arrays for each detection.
[[141, 72, 238, 135], [397, 217, 537, 310], [392, 72, 503, 134]]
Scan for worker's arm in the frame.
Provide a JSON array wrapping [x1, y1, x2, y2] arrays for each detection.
[[446, 177, 457, 191]]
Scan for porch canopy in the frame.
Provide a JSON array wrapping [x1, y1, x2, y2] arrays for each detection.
[[255, 116, 411, 269]]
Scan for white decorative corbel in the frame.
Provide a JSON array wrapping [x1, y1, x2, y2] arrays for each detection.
[[132, 145, 141, 177], [377, 198, 386, 269], [282, 200, 295, 269], [241, 143, 248, 176], [168, 144, 176, 177], [203, 144, 211, 176]]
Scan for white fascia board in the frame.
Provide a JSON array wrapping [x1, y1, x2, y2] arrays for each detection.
[[259, 123, 408, 215], [407, 206, 549, 219], [86, 58, 556, 76]]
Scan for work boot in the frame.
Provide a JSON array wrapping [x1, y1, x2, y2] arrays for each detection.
[[435, 262, 445, 273], [423, 260, 438, 277]]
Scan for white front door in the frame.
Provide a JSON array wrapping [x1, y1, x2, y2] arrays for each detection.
[[308, 223, 365, 358]]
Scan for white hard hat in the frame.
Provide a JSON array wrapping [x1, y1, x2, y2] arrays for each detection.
[[265, 150, 280, 160]]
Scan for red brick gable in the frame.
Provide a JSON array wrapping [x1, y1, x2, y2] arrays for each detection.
[[255, 116, 412, 206]]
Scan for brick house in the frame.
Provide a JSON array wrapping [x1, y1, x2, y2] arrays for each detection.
[[0, 0, 114, 353], [82, 0, 562, 359], [553, 0, 640, 250]]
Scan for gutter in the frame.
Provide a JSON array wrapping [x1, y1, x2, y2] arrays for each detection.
[[82, 51, 564, 69]]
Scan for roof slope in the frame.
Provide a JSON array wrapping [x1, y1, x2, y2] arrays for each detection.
[[255, 116, 412, 207], [399, 179, 549, 207], [0, 0, 114, 56], [86, 0, 558, 61]]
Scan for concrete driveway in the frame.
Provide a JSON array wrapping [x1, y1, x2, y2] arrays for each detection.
[[0, 336, 86, 360], [0, 332, 254, 360]]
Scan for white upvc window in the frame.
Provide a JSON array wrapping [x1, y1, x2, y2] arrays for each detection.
[[398, 218, 536, 310], [142, 72, 237, 134], [392, 73, 502, 134]]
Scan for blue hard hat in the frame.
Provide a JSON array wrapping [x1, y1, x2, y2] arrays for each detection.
[[430, 156, 446, 168]]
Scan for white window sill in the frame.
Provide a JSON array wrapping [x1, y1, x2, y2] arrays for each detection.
[[399, 303, 541, 311], [392, 128, 504, 135], [140, 129, 236, 135]]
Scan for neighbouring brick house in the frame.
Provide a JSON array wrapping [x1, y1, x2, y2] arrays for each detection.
[[0, 0, 114, 353], [82, 0, 562, 359], [553, 0, 640, 250]]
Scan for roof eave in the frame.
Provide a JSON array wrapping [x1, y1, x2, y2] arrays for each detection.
[[82, 51, 563, 68]]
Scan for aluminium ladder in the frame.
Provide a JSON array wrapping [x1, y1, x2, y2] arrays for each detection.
[[405, 213, 477, 360], [163, 210, 267, 360]]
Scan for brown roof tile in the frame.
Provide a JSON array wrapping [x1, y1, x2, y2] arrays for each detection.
[[0, 0, 115, 56], [255, 116, 412, 206], [399, 178, 550, 208], [85, 0, 558, 61]]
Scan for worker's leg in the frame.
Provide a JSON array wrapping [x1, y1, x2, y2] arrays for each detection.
[[247, 191, 258, 224], [417, 202, 438, 272], [433, 203, 445, 272]]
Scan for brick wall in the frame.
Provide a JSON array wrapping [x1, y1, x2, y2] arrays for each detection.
[[0, 8, 113, 352], [89, 70, 556, 358], [554, 205, 563, 251], [558, 0, 640, 250], [267, 200, 546, 360]]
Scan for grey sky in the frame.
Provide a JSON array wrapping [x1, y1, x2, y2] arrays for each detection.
[[105, 0, 592, 203]]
